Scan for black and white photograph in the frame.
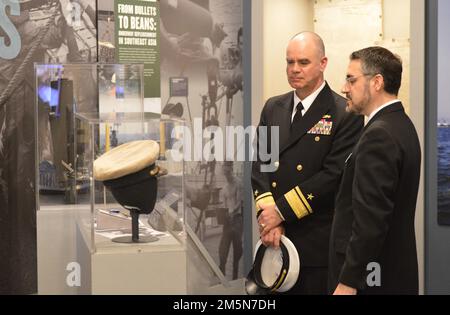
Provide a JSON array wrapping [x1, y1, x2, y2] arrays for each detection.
[[0, 0, 97, 294], [160, 0, 244, 284]]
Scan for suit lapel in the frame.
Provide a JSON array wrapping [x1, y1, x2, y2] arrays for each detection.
[[272, 92, 294, 151], [280, 83, 333, 155]]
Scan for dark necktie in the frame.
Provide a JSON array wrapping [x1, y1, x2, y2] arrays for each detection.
[[292, 102, 304, 126]]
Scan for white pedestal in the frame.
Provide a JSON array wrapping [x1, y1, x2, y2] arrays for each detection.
[[77, 225, 187, 294]]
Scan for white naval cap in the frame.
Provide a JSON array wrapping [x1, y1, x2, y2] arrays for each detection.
[[245, 235, 300, 295], [94, 140, 160, 181]]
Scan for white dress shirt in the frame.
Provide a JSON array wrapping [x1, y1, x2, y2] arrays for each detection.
[[366, 99, 401, 125], [291, 81, 326, 122]]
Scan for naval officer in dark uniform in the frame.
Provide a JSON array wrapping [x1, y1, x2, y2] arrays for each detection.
[[252, 32, 363, 295], [329, 47, 421, 295]]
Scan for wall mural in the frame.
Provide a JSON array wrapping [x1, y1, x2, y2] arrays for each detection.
[[160, 0, 244, 285], [0, 0, 96, 294]]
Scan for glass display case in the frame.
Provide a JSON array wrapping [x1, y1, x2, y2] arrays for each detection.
[[35, 63, 240, 294], [36, 63, 185, 253], [35, 63, 145, 205], [73, 112, 186, 253], [35, 64, 189, 294]]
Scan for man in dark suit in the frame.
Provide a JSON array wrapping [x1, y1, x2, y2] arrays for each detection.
[[252, 32, 363, 295], [329, 46, 421, 295]]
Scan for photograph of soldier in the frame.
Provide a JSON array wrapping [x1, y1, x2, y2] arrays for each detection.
[[218, 162, 243, 280]]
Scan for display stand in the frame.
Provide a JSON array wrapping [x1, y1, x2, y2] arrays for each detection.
[[72, 110, 187, 294], [111, 210, 158, 244]]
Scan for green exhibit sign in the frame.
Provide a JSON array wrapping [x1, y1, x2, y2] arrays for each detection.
[[115, 0, 160, 98]]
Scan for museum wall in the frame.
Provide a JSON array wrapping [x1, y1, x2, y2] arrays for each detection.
[[262, 0, 314, 103]]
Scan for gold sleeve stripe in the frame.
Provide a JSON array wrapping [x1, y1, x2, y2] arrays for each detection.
[[255, 195, 275, 213], [271, 269, 287, 292], [284, 189, 309, 219], [255, 192, 273, 202], [295, 187, 313, 213], [256, 195, 275, 207]]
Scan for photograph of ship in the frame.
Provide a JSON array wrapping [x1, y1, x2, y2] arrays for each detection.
[[438, 119, 450, 225]]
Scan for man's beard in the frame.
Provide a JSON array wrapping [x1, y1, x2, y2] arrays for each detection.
[[346, 85, 371, 115]]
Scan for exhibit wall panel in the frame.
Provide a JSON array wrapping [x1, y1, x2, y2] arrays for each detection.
[[261, 0, 411, 111], [314, 0, 412, 114], [314, 0, 383, 105], [383, 0, 411, 40], [262, 0, 314, 102], [160, 0, 246, 287], [0, 0, 97, 294]]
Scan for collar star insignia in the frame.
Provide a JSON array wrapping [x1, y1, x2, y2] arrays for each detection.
[[307, 194, 314, 200]]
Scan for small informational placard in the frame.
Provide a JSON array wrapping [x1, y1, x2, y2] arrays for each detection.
[[115, 0, 160, 98], [169, 77, 189, 97]]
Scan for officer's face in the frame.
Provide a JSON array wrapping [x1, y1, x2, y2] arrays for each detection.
[[286, 36, 327, 96], [342, 60, 372, 116]]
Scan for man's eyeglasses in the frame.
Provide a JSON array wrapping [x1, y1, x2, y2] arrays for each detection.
[[344, 74, 374, 85]]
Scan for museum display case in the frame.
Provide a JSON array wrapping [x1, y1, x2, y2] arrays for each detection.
[[35, 64, 188, 294]]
